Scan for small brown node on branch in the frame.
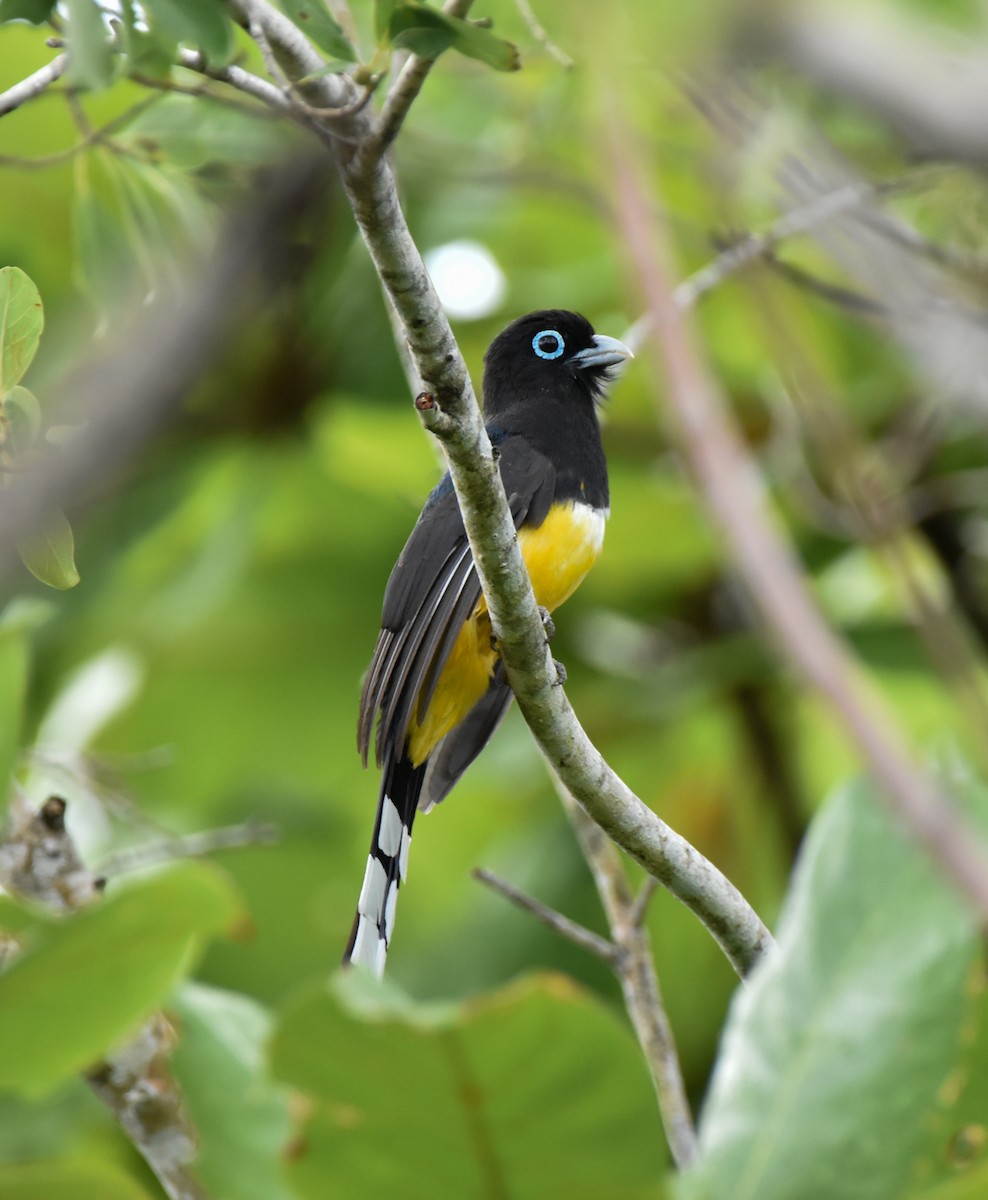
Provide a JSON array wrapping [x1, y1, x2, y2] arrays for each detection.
[[40, 795, 67, 831], [415, 391, 436, 411]]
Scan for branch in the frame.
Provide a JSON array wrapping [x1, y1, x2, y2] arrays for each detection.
[[0, 797, 205, 1200], [416, 382, 771, 977], [176, 49, 295, 112], [608, 95, 988, 925], [472, 867, 619, 965], [0, 53, 67, 118], [97, 819, 280, 878], [225, 1, 771, 977], [561, 791, 697, 1171]]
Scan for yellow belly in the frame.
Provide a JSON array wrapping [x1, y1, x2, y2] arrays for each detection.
[[407, 502, 605, 764]]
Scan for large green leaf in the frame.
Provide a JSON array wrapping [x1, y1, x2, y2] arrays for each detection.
[[0, 862, 242, 1097], [140, 0, 233, 62], [0, 1160, 154, 1199], [272, 972, 666, 1199], [386, 3, 519, 70], [0, 267, 43, 395], [0, 0, 55, 23], [277, 0, 355, 61], [64, 0, 114, 90], [680, 780, 985, 1200], [170, 983, 295, 1200]]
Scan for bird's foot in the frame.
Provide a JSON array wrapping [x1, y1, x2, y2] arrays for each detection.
[[538, 606, 555, 643], [552, 658, 568, 686]]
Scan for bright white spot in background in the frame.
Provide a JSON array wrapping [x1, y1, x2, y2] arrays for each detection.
[[424, 240, 507, 321]]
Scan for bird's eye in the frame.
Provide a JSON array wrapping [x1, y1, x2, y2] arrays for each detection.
[[532, 330, 565, 360]]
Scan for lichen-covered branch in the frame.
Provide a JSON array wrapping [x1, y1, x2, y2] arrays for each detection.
[[225, 0, 772, 978], [0, 53, 67, 118]]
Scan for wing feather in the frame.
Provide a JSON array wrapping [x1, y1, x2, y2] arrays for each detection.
[[357, 433, 557, 769]]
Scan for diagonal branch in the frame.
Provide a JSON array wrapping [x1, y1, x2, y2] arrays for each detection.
[[0, 53, 68, 118], [225, 0, 772, 978]]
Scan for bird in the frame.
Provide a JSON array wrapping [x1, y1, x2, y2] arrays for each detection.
[[345, 309, 632, 976]]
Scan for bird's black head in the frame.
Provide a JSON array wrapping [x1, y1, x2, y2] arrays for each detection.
[[481, 309, 632, 420]]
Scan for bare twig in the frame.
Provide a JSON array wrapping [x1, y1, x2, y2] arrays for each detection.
[[473, 867, 618, 965], [98, 819, 280, 879], [0, 53, 68, 118], [175, 50, 295, 112], [558, 787, 697, 1171], [0, 92, 162, 170], [514, 0, 573, 69], [608, 95, 988, 925]]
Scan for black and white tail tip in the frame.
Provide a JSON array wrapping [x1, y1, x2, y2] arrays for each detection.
[[346, 795, 412, 978]]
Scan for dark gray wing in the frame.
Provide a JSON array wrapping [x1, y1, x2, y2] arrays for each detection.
[[358, 433, 555, 769], [420, 662, 513, 811]]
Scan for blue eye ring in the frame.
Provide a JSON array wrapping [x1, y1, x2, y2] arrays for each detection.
[[532, 329, 565, 360]]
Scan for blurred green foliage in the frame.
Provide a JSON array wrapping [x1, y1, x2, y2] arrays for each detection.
[[3, 0, 988, 1196]]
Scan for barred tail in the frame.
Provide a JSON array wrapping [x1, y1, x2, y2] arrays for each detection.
[[343, 756, 425, 977]]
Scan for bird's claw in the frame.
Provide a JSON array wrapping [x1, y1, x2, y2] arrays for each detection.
[[538, 606, 555, 643], [552, 658, 567, 686]]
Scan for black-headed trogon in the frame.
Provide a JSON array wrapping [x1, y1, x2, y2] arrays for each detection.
[[345, 310, 632, 975]]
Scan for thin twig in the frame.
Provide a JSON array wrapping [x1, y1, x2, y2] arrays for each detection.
[[557, 786, 698, 1171], [473, 867, 618, 965], [628, 876, 659, 929], [0, 92, 163, 170], [98, 819, 280, 879], [623, 181, 876, 351], [353, 0, 475, 169], [0, 53, 68, 118], [514, 0, 573, 69], [176, 49, 295, 112]]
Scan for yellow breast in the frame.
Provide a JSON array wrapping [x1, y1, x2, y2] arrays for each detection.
[[407, 502, 606, 765]]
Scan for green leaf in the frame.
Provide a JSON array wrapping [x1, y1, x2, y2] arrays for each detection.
[[0, 267, 43, 394], [0, 1160, 154, 1200], [0, 0, 55, 22], [18, 510, 80, 590], [272, 972, 666, 1198], [141, 0, 233, 62], [65, 0, 114, 90], [386, 4, 519, 70], [277, 0, 356, 61], [0, 862, 242, 1097], [119, 94, 295, 170], [681, 779, 985, 1200], [171, 983, 295, 1200]]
